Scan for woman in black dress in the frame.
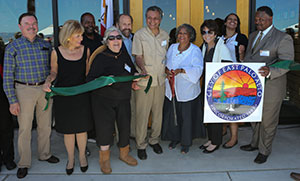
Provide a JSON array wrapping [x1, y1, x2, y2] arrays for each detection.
[[87, 26, 138, 174], [43, 20, 92, 175]]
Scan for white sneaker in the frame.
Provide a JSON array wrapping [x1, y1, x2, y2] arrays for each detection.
[[87, 138, 96, 143]]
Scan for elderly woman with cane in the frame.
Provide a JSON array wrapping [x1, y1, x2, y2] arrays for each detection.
[[162, 24, 205, 154]]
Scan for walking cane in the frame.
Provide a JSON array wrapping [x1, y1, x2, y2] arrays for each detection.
[[168, 70, 178, 126]]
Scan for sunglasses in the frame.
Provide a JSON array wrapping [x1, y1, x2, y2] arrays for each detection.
[[201, 30, 214, 35], [107, 35, 122, 41]]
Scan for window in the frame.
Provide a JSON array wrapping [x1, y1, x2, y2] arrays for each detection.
[[256, 0, 299, 35], [0, 0, 27, 43], [58, 0, 101, 28], [204, 0, 236, 20]]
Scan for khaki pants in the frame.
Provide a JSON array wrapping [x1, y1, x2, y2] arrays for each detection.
[[15, 83, 52, 168], [135, 85, 165, 149]]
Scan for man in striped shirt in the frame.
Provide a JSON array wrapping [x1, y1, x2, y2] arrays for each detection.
[[3, 12, 59, 179]]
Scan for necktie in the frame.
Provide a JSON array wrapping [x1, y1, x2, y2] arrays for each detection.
[[252, 31, 263, 53]]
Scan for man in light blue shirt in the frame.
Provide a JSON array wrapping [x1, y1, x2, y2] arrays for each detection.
[[116, 14, 136, 138], [116, 14, 135, 63]]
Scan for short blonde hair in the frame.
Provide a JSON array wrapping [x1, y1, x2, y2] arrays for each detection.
[[59, 20, 84, 47]]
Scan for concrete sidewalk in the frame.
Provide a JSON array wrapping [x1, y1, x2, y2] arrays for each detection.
[[1, 124, 300, 181]]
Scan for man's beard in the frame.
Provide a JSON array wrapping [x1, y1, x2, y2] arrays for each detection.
[[121, 29, 132, 38]]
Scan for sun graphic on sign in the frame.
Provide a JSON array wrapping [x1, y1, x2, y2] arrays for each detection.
[[213, 70, 257, 92]]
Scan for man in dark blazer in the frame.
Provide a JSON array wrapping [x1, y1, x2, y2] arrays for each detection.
[[240, 6, 294, 164]]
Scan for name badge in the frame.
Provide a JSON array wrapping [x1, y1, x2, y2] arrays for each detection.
[[161, 40, 167, 47], [232, 41, 238, 46], [124, 64, 131, 72], [260, 50, 270, 57]]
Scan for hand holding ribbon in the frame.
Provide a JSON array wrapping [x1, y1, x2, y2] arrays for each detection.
[[44, 74, 152, 110]]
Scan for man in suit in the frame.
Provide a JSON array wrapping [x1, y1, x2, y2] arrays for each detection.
[[240, 6, 294, 164]]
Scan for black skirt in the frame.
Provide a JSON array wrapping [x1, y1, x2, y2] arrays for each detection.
[[54, 93, 93, 134], [161, 95, 206, 146]]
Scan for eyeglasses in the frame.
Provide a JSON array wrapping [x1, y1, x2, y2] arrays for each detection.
[[107, 35, 122, 41], [201, 30, 214, 35]]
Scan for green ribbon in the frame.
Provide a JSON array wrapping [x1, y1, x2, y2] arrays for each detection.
[[269, 60, 300, 70], [44, 75, 152, 110]]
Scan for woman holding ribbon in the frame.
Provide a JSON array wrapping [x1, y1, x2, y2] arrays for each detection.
[[43, 20, 92, 175], [199, 19, 233, 154], [86, 26, 138, 174], [162, 24, 205, 154]]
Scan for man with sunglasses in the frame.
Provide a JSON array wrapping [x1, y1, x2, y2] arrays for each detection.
[[132, 6, 169, 160], [240, 6, 294, 164]]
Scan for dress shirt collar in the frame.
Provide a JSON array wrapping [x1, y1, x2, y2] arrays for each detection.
[[122, 33, 132, 41], [146, 26, 162, 37], [20, 35, 39, 43], [260, 24, 273, 40]]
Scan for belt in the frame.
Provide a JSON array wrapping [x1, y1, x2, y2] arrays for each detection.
[[15, 80, 45, 86]]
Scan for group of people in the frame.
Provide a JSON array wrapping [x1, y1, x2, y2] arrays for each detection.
[[0, 4, 296, 179]]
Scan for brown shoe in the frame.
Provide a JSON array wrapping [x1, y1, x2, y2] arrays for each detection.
[[119, 145, 138, 166], [99, 150, 112, 174], [291, 172, 300, 181]]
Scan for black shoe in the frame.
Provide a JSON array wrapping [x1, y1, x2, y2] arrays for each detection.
[[290, 172, 300, 180], [149, 143, 163, 154], [181, 146, 189, 154], [203, 145, 219, 154], [39, 155, 60, 163], [137, 149, 147, 160], [168, 141, 179, 150], [240, 144, 258, 151], [254, 153, 268, 164], [80, 158, 88, 173], [199, 144, 208, 150], [80, 165, 88, 173], [17, 168, 28, 179], [222, 141, 238, 149], [5, 160, 17, 170]]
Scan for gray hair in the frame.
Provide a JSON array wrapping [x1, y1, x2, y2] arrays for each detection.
[[102, 26, 122, 45], [145, 6, 163, 19], [176, 24, 196, 42]]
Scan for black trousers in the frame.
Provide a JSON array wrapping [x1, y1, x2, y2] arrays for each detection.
[[0, 87, 15, 164], [91, 94, 130, 148], [200, 90, 222, 146]]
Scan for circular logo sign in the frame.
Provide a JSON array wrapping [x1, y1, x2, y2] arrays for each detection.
[[206, 64, 263, 121]]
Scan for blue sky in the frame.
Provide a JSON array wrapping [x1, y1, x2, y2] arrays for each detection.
[[0, 0, 298, 34]]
